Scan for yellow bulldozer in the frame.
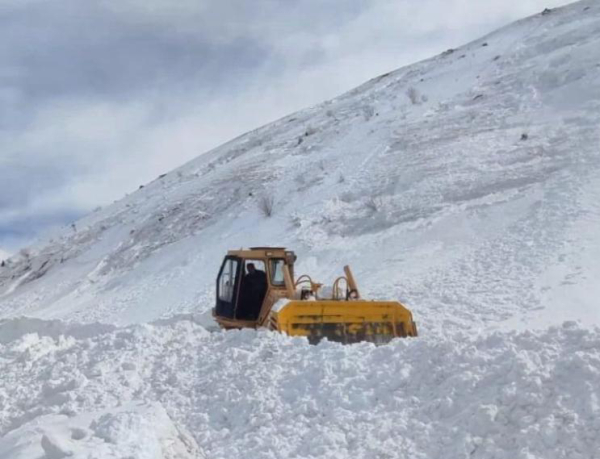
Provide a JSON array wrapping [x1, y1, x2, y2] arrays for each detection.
[[212, 247, 417, 344]]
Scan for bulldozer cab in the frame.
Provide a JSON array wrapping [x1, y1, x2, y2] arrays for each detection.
[[214, 248, 296, 327]]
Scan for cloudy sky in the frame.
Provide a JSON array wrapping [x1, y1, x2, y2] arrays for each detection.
[[0, 0, 572, 255]]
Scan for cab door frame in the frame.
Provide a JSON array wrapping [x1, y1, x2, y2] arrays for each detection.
[[215, 255, 242, 319]]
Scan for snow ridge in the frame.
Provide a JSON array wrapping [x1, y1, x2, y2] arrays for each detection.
[[1, 317, 599, 459]]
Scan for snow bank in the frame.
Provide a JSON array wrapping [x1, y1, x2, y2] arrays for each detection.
[[0, 402, 202, 459], [0, 317, 116, 345], [1, 317, 599, 459]]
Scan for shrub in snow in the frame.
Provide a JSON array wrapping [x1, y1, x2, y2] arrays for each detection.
[[362, 105, 375, 121], [304, 125, 317, 137], [289, 213, 302, 228], [258, 196, 275, 217], [365, 196, 384, 212], [406, 87, 421, 105]]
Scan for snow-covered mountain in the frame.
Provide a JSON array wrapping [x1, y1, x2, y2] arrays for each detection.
[[1, 2, 600, 458], [3, 0, 599, 332]]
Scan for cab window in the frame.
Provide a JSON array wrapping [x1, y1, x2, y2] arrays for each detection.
[[219, 258, 239, 302], [270, 259, 286, 286]]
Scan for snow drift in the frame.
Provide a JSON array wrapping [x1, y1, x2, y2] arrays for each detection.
[[0, 403, 200, 459], [1, 317, 599, 459]]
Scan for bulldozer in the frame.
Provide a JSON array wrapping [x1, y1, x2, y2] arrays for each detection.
[[212, 247, 417, 344]]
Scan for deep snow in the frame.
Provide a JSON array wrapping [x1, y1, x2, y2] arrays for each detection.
[[1, 317, 600, 459], [1, 1, 600, 458]]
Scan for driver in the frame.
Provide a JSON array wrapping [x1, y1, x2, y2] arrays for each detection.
[[245, 263, 267, 290]]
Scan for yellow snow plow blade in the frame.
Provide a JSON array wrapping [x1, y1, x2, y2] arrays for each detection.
[[270, 300, 417, 344]]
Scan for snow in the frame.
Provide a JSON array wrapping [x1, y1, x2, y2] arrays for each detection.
[[0, 403, 201, 459], [1, 1, 600, 457], [0, 317, 599, 459], [2, 1, 600, 333]]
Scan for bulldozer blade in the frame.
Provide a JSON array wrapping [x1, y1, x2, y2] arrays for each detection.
[[269, 300, 417, 345]]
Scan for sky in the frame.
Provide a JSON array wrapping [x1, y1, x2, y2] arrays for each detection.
[[0, 0, 573, 255]]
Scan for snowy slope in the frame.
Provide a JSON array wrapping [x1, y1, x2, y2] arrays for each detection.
[[1, 1, 599, 334], [1, 2, 600, 459]]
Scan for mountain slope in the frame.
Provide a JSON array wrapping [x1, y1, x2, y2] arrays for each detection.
[[2, 3, 600, 459], [1, 0, 599, 334]]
